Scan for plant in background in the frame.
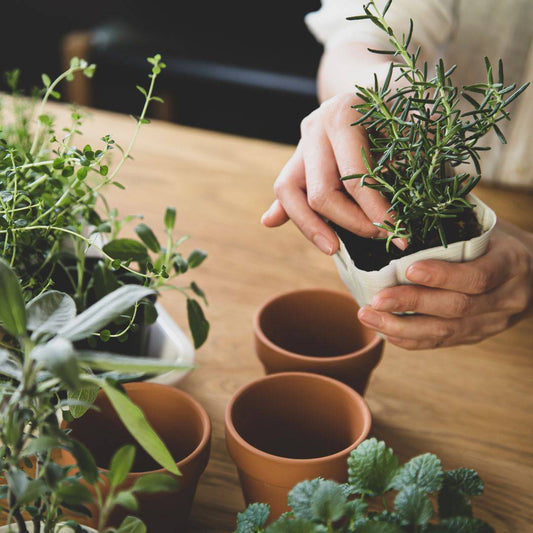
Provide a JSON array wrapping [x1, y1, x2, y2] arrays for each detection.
[[337, 0, 528, 258], [0, 54, 209, 350], [0, 258, 184, 532], [236, 438, 494, 533]]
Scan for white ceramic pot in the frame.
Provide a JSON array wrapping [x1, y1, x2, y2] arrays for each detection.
[[145, 303, 195, 386], [0, 523, 96, 532], [333, 194, 497, 308]]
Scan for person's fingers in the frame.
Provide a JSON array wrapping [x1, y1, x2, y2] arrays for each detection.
[[300, 110, 384, 238], [358, 306, 510, 349], [372, 276, 529, 318], [272, 143, 339, 255], [261, 199, 289, 227], [405, 233, 528, 295], [320, 95, 408, 250]]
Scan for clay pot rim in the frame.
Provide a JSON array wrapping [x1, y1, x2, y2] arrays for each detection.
[[225, 372, 372, 465], [74, 382, 211, 478], [254, 287, 383, 362]]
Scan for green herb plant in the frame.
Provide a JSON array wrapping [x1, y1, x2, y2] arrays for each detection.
[[0, 54, 209, 349], [342, 0, 529, 251], [0, 258, 185, 532], [236, 438, 494, 533]]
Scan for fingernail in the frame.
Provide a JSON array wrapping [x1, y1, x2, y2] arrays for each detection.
[[372, 297, 398, 312], [260, 203, 275, 224], [312, 233, 334, 255], [358, 306, 383, 328], [393, 237, 408, 251], [406, 265, 431, 283]]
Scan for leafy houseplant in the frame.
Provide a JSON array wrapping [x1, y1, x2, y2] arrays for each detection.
[[235, 438, 494, 533], [0, 258, 185, 532], [331, 0, 528, 306], [0, 55, 209, 353]]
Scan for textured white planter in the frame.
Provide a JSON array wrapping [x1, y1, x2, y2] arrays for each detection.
[[0, 523, 96, 532], [333, 194, 497, 308], [145, 303, 195, 386]]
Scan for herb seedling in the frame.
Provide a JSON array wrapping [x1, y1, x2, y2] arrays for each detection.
[[0, 54, 209, 349], [236, 438, 494, 532], [342, 0, 528, 254]]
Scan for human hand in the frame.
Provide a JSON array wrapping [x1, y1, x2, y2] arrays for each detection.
[[261, 93, 406, 254], [357, 223, 533, 349]]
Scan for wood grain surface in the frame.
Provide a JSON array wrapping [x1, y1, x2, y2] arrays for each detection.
[[27, 102, 533, 531]]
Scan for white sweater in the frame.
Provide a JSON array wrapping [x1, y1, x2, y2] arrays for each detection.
[[305, 0, 533, 190]]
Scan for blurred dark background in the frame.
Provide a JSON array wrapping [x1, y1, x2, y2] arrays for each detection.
[[1, 1, 323, 144]]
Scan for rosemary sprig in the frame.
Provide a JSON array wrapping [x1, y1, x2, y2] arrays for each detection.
[[343, 0, 529, 250]]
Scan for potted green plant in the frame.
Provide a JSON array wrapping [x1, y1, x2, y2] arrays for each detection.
[[0, 54, 209, 364], [235, 438, 495, 532], [331, 0, 528, 307], [0, 258, 195, 532]]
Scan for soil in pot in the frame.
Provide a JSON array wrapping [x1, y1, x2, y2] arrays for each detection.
[[330, 208, 482, 271]]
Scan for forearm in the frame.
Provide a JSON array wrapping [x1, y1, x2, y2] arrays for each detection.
[[317, 42, 394, 102]]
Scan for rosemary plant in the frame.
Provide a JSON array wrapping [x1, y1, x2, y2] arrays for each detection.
[[343, 0, 529, 251], [0, 55, 209, 349]]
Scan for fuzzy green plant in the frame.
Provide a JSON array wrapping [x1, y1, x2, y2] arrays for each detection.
[[0, 55, 209, 349], [342, 0, 529, 251], [236, 438, 494, 533]]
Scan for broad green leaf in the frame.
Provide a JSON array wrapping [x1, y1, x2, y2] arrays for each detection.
[[0, 258, 27, 337], [266, 518, 328, 533], [109, 445, 136, 487], [57, 285, 155, 342], [56, 481, 93, 505], [30, 337, 80, 390], [116, 516, 147, 533], [187, 249, 207, 268], [103, 239, 149, 262], [22, 436, 60, 457], [6, 469, 29, 501], [68, 439, 99, 485], [348, 438, 400, 497], [26, 290, 76, 340], [99, 379, 179, 475], [442, 469, 484, 497], [164, 207, 176, 231], [310, 479, 347, 523], [288, 478, 324, 520], [354, 523, 404, 533], [0, 349, 22, 381], [440, 517, 495, 533], [77, 351, 190, 374], [68, 385, 99, 418], [114, 490, 139, 512], [236, 503, 270, 533], [391, 453, 443, 493], [394, 486, 434, 527], [438, 486, 472, 519], [135, 223, 160, 253], [187, 298, 209, 348], [131, 472, 179, 493]]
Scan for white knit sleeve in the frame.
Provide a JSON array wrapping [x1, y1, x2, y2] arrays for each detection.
[[305, 0, 458, 61]]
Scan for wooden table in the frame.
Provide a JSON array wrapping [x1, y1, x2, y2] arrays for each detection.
[[50, 103, 533, 532]]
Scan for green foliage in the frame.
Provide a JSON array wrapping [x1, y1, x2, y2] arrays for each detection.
[[0, 262, 185, 532], [0, 53, 209, 348], [342, 0, 529, 250], [235, 439, 494, 533]]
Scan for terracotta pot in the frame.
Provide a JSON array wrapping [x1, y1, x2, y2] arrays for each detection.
[[225, 372, 371, 521], [333, 193, 497, 308], [60, 382, 211, 532], [254, 288, 384, 395]]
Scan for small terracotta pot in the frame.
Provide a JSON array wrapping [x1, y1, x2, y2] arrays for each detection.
[[225, 372, 371, 521], [254, 288, 384, 395], [60, 382, 211, 532]]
